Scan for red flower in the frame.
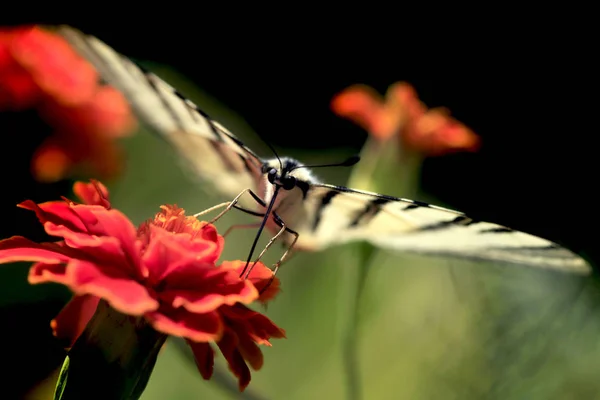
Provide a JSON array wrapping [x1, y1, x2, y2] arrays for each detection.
[[0, 25, 137, 182], [331, 82, 481, 156], [0, 180, 284, 391]]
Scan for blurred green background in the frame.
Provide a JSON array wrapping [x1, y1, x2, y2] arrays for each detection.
[[119, 67, 600, 400], [3, 64, 600, 400]]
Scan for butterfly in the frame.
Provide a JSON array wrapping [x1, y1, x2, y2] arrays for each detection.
[[56, 25, 592, 276]]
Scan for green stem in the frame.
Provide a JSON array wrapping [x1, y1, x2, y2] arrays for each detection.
[[346, 137, 384, 192], [342, 243, 378, 400], [342, 136, 424, 400], [347, 136, 423, 198]]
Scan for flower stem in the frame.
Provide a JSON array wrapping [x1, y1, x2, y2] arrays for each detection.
[[347, 136, 423, 198], [55, 300, 167, 400], [346, 137, 383, 192], [342, 135, 424, 400], [342, 242, 378, 400]]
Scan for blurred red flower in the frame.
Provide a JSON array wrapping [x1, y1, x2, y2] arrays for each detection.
[[0, 26, 136, 182], [331, 82, 481, 156], [0, 180, 284, 391]]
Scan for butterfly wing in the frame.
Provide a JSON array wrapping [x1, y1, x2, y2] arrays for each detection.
[[56, 25, 263, 203], [54, 26, 590, 273], [286, 183, 591, 273]]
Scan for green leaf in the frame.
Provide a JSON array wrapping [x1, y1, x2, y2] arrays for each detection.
[[53, 355, 70, 400]]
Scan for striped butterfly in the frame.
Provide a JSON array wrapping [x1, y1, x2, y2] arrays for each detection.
[[57, 25, 591, 276]]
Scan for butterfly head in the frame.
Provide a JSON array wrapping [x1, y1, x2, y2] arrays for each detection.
[[261, 157, 318, 191]]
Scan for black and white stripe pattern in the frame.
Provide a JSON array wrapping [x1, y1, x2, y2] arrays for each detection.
[[58, 26, 263, 204], [287, 185, 589, 271], [56, 26, 592, 274]]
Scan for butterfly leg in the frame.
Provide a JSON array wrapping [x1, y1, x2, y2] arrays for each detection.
[[222, 223, 262, 238], [243, 212, 299, 292], [243, 223, 288, 279], [273, 231, 299, 276], [270, 212, 299, 275], [193, 188, 250, 224], [194, 188, 265, 226], [258, 225, 299, 294], [193, 191, 298, 287]]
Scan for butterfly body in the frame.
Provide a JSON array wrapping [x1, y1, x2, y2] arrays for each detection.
[[55, 25, 592, 274]]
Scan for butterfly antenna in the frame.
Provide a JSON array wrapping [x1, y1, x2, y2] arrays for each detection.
[[290, 154, 360, 171], [262, 138, 283, 171]]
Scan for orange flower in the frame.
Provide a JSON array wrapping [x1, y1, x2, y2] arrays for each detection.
[[331, 82, 480, 156], [0, 25, 136, 182], [0, 180, 284, 391]]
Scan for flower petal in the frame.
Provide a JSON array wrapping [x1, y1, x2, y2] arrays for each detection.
[[159, 264, 258, 313], [18, 200, 87, 233], [187, 340, 215, 380], [68, 205, 143, 277], [10, 26, 97, 106], [331, 84, 385, 136], [73, 180, 111, 208], [412, 108, 481, 155], [21, 199, 128, 242], [216, 330, 252, 391], [222, 260, 280, 303], [70, 205, 137, 241], [2, 28, 135, 182], [21, 200, 141, 279], [194, 222, 225, 261], [142, 225, 222, 285], [222, 304, 286, 345], [67, 259, 158, 316], [0, 59, 39, 110], [29, 262, 68, 285], [236, 334, 264, 370], [143, 206, 224, 263], [0, 236, 73, 264], [75, 86, 137, 138], [37, 98, 127, 179], [145, 308, 223, 342], [43, 221, 132, 271], [245, 312, 287, 343], [51, 294, 100, 347]]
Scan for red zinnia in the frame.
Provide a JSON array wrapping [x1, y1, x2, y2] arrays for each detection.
[[0, 25, 136, 182], [0, 180, 284, 391], [331, 82, 481, 156]]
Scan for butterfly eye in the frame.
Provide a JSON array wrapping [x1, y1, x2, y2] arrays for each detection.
[[267, 168, 277, 184], [282, 176, 296, 190], [261, 164, 272, 174]]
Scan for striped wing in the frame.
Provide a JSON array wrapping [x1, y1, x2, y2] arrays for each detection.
[[56, 25, 263, 202], [291, 184, 591, 273], [54, 26, 590, 274]]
